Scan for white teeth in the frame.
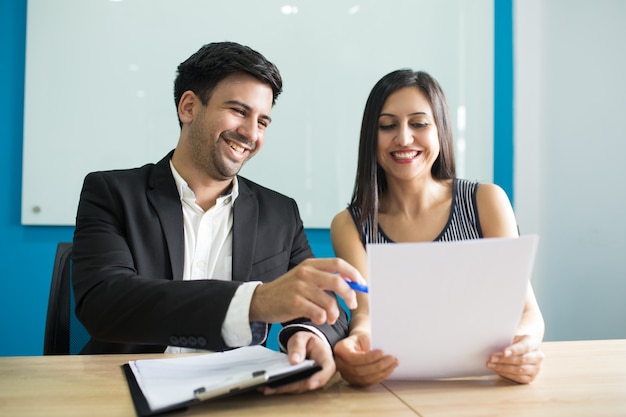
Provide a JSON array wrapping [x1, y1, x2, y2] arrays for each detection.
[[392, 151, 419, 159]]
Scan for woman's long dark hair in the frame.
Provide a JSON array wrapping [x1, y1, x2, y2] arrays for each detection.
[[350, 69, 456, 235]]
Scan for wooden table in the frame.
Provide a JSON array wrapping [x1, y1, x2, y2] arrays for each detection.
[[384, 339, 626, 417], [1, 340, 624, 416], [0, 353, 411, 417]]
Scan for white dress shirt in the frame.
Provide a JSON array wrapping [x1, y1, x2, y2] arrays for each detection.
[[165, 161, 263, 353]]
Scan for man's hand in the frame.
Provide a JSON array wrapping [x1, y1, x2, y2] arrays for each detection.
[[334, 332, 398, 386], [249, 258, 365, 325], [487, 334, 544, 384], [261, 331, 335, 394]]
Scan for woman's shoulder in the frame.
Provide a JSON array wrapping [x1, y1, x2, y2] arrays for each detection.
[[453, 178, 505, 199], [331, 208, 354, 231], [330, 207, 365, 248], [474, 181, 509, 203], [454, 177, 480, 189], [473, 181, 518, 237]]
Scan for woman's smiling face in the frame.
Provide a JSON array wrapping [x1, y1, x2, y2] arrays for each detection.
[[376, 86, 440, 182]]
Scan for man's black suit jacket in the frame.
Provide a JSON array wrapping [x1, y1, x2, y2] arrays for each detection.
[[72, 151, 348, 354]]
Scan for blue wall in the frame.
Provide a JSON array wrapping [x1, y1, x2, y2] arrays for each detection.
[[494, 0, 514, 205], [1, 0, 77, 356], [0, 0, 512, 356]]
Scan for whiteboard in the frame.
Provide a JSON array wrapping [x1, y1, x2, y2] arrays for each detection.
[[22, 0, 493, 226]]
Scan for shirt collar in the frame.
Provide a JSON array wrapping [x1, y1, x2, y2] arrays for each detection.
[[169, 159, 239, 207]]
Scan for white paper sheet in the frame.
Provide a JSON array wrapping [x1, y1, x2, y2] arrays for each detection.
[[368, 235, 538, 380]]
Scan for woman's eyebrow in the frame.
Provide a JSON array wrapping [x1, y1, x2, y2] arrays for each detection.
[[378, 111, 429, 118]]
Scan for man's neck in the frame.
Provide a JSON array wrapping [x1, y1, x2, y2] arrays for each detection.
[[170, 152, 234, 211], [190, 180, 234, 211]]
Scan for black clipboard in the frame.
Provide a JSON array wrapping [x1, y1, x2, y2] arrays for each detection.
[[122, 349, 322, 417]]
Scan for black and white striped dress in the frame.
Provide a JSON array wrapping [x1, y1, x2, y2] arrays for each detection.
[[348, 178, 483, 247]]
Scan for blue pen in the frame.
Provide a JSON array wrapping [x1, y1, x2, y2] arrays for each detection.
[[344, 279, 369, 294]]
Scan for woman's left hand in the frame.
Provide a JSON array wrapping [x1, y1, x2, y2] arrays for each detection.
[[487, 334, 544, 384]]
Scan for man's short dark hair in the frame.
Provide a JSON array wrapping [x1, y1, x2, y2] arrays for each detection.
[[174, 42, 283, 126]]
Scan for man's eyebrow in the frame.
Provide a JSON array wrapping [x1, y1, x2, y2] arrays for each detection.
[[225, 100, 272, 124]]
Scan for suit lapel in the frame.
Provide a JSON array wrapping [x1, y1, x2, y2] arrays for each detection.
[[147, 152, 185, 280], [232, 177, 258, 283]]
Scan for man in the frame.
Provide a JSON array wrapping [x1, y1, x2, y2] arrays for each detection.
[[72, 42, 364, 394]]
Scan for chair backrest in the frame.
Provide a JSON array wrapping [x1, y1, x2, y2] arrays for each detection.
[[43, 242, 90, 355]]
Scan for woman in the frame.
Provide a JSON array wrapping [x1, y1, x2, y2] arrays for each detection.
[[331, 69, 544, 386]]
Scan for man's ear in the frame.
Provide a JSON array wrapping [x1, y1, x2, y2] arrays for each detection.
[[178, 90, 199, 125]]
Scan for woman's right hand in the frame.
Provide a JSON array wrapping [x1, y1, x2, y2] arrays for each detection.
[[333, 332, 398, 386]]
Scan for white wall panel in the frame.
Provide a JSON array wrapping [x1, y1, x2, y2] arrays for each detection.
[[22, 0, 493, 226]]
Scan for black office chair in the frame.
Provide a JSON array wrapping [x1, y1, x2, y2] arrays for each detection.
[[43, 242, 90, 355]]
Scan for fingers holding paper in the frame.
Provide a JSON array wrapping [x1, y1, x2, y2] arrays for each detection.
[[487, 334, 544, 384], [262, 331, 335, 394], [249, 258, 365, 326], [334, 332, 398, 386]]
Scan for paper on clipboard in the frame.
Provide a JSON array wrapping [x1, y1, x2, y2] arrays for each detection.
[[124, 345, 320, 416], [368, 235, 538, 380]]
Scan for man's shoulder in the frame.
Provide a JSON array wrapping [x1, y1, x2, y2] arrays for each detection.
[[237, 175, 295, 203], [83, 164, 157, 194], [84, 152, 173, 185], [86, 162, 155, 179]]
